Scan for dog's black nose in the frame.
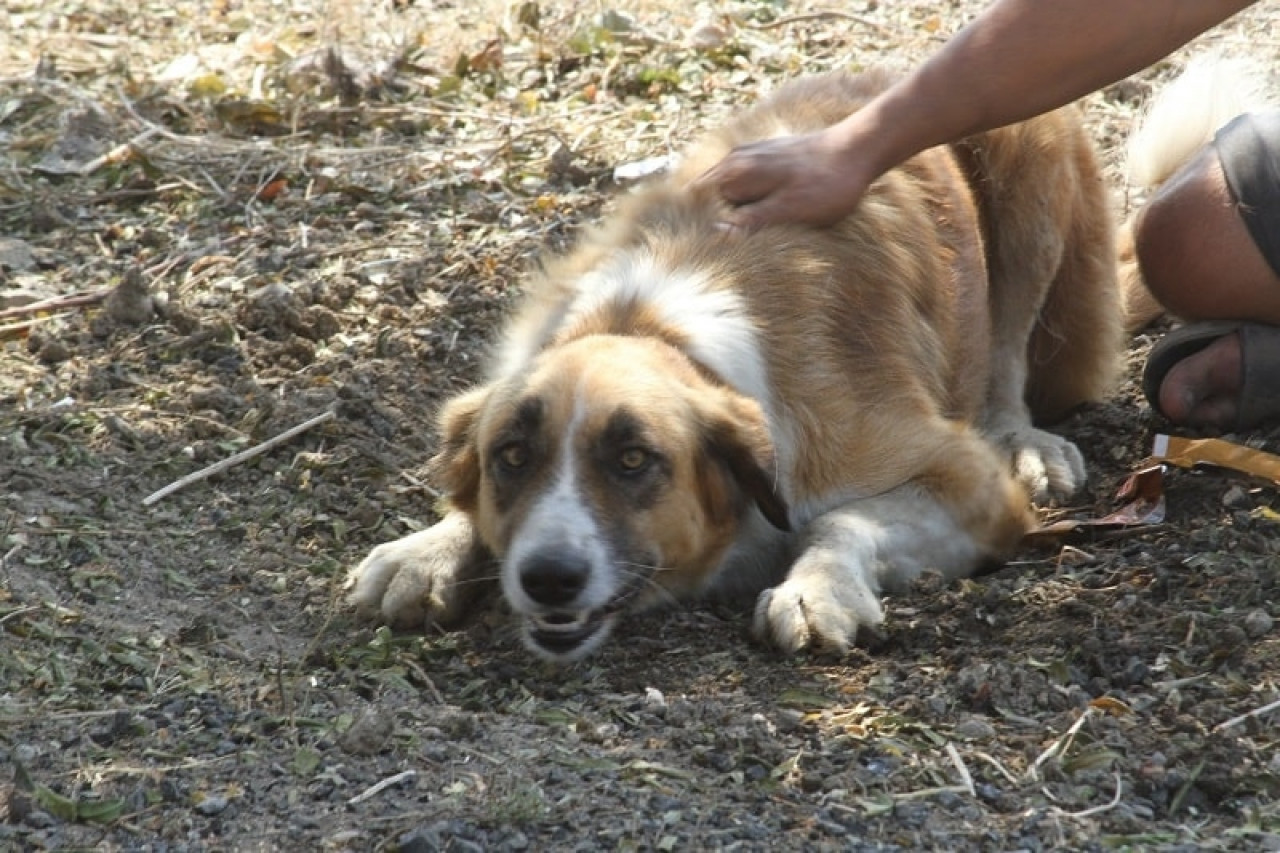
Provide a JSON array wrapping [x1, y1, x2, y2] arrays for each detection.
[[520, 552, 589, 606]]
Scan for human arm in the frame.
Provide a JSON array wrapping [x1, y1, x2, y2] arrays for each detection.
[[695, 0, 1257, 229]]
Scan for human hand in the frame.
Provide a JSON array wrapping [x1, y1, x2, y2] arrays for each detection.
[[693, 127, 874, 231]]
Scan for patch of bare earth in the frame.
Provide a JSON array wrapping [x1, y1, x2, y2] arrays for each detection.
[[2, 1, 1278, 850]]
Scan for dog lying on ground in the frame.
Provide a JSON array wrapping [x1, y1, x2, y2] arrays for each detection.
[[346, 69, 1122, 662]]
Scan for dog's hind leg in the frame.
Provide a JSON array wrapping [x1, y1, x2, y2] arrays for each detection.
[[955, 110, 1122, 502]]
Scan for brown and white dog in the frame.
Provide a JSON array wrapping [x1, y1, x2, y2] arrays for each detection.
[[346, 70, 1122, 662]]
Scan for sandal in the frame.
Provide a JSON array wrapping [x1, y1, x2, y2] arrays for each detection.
[[1143, 321, 1280, 431]]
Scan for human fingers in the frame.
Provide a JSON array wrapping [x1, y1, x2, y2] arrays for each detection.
[[697, 136, 798, 200], [715, 201, 764, 233]]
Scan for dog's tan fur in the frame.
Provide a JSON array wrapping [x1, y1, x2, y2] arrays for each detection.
[[346, 70, 1121, 661]]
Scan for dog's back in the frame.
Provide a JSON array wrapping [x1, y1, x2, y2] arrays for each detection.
[[566, 70, 1118, 499], [661, 70, 1119, 426]]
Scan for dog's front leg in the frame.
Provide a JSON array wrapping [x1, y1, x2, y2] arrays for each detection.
[[753, 485, 1012, 654], [345, 511, 496, 631]]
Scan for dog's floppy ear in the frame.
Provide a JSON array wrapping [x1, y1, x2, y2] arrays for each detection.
[[698, 390, 791, 532], [429, 385, 492, 512]]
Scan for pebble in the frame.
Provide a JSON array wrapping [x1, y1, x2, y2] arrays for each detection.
[[1222, 485, 1251, 509], [35, 337, 72, 364], [644, 686, 667, 711], [340, 708, 396, 756], [196, 794, 229, 815], [103, 268, 155, 326], [953, 717, 997, 741], [0, 287, 45, 308], [1243, 609, 1274, 639], [0, 237, 36, 271]]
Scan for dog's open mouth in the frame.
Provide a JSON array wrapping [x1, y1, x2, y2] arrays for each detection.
[[525, 588, 644, 659], [521, 568, 653, 660], [527, 609, 611, 658]]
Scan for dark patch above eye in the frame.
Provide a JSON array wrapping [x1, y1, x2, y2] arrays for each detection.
[[490, 396, 547, 477], [492, 397, 545, 449], [597, 408, 667, 482], [511, 396, 545, 434], [601, 407, 647, 448]]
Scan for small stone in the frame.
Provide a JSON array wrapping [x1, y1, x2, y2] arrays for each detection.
[[644, 686, 667, 711], [953, 717, 997, 741], [1243, 609, 1274, 639], [0, 237, 36, 271], [36, 337, 72, 364], [773, 708, 806, 732], [339, 707, 395, 756], [799, 772, 825, 793], [688, 21, 729, 50], [0, 287, 45, 309], [196, 794, 229, 815], [1222, 485, 1250, 509], [103, 267, 155, 326]]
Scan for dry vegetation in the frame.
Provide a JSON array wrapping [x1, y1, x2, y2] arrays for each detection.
[[2, 1, 1279, 850]]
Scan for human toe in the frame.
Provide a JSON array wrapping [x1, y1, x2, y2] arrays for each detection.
[[1156, 332, 1243, 429]]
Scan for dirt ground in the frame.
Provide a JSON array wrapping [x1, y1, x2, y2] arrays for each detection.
[[2, 1, 1279, 850]]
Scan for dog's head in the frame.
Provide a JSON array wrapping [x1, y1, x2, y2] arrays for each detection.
[[433, 334, 790, 661]]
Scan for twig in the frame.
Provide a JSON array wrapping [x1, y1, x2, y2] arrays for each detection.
[[1168, 759, 1205, 816], [1213, 696, 1280, 733], [1049, 770, 1125, 819], [0, 289, 111, 321], [946, 743, 976, 797], [968, 750, 1021, 785], [1028, 707, 1095, 782], [347, 770, 417, 805], [401, 656, 447, 705], [0, 316, 65, 337], [0, 605, 40, 626], [142, 409, 335, 506], [74, 126, 162, 175], [745, 11, 890, 33], [890, 784, 971, 801]]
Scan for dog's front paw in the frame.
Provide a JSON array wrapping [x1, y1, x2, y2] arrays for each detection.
[[988, 423, 1086, 503], [345, 512, 489, 629], [752, 569, 884, 655]]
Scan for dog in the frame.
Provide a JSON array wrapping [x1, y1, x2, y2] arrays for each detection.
[[345, 69, 1122, 662]]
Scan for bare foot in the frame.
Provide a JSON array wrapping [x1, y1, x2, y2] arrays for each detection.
[[1157, 331, 1243, 429]]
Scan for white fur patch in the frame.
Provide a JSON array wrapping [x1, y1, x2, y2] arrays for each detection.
[[501, 393, 614, 614], [1128, 55, 1272, 187], [568, 251, 773, 406], [754, 484, 986, 653]]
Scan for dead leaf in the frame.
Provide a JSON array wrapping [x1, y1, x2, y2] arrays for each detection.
[[1149, 433, 1280, 487], [214, 99, 288, 135]]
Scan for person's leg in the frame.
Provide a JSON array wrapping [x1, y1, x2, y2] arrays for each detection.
[[1136, 111, 1280, 429]]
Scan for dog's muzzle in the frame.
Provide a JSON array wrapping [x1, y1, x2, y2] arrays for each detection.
[[514, 548, 647, 661]]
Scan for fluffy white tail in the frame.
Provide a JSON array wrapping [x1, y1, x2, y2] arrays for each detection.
[[1127, 56, 1272, 188]]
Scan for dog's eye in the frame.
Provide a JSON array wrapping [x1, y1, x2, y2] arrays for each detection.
[[617, 447, 650, 473], [497, 443, 528, 470]]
